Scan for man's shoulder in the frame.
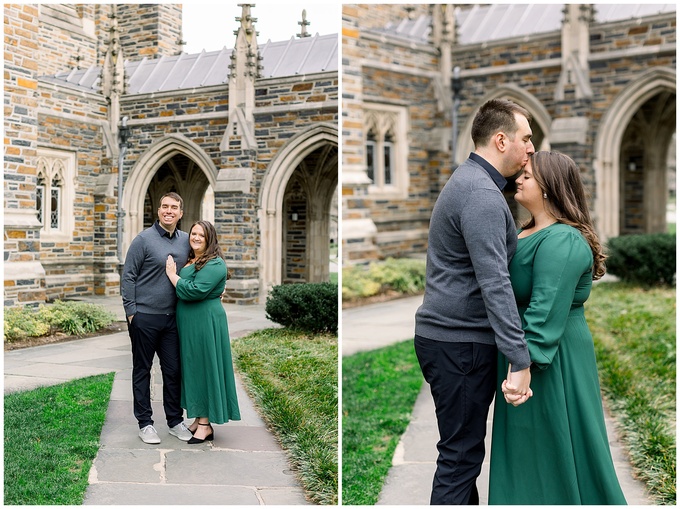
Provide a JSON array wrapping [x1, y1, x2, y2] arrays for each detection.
[[450, 160, 499, 194]]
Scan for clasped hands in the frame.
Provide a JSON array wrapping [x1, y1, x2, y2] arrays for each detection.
[[501, 365, 533, 407]]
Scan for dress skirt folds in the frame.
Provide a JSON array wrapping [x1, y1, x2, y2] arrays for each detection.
[[489, 223, 626, 505], [175, 257, 240, 424]]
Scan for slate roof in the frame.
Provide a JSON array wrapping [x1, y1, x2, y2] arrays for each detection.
[[40, 32, 338, 94], [371, 4, 676, 45]]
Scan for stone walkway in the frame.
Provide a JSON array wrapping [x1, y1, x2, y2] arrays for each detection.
[[5, 297, 310, 505], [342, 294, 653, 505]]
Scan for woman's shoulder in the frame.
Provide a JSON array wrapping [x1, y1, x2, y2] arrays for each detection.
[[202, 256, 226, 269], [539, 223, 591, 255]]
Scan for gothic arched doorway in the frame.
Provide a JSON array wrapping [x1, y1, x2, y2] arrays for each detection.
[[594, 67, 676, 240], [259, 123, 338, 301], [122, 135, 218, 257], [282, 144, 338, 284]]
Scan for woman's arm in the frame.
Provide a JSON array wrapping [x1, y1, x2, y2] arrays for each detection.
[[175, 257, 226, 301], [522, 230, 592, 369]]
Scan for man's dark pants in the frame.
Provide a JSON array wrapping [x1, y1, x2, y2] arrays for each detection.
[[414, 335, 497, 505], [128, 312, 183, 429]]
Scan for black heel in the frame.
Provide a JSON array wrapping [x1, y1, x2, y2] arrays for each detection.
[[187, 422, 213, 444]]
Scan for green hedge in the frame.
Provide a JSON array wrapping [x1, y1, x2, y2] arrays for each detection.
[[265, 283, 338, 334], [606, 233, 676, 286]]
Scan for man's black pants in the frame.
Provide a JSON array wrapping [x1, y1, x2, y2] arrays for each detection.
[[128, 312, 183, 429], [414, 335, 497, 505]]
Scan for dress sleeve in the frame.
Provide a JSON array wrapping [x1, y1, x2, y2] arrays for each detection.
[[175, 258, 226, 302], [524, 230, 592, 370]]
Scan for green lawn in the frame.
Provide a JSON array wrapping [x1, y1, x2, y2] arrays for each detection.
[[4, 373, 115, 505], [232, 328, 338, 505], [341, 282, 676, 505], [587, 282, 676, 504], [342, 339, 424, 505]]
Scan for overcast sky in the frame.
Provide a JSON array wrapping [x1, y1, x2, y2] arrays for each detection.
[[182, 3, 340, 54]]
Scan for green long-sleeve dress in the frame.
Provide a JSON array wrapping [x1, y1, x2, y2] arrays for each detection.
[[489, 223, 626, 505], [175, 257, 240, 424]]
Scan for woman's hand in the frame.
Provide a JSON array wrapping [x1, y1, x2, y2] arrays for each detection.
[[165, 255, 180, 287]]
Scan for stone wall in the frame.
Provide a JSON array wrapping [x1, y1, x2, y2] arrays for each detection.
[[36, 81, 109, 299], [4, 4, 44, 307], [37, 4, 100, 75], [117, 4, 182, 59]]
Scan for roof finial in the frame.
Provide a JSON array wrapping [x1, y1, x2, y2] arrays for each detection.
[[235, 4, 258, 39], [297, 9, 311, 38]]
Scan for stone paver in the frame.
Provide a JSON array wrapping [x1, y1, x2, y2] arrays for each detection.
[[5, 298, 312, 506]]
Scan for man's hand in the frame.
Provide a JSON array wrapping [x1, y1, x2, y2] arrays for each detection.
[[502, 365, 532, 407], [127, 315, 134, 324]]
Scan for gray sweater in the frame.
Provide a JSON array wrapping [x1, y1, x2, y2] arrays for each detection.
[[415, 155, 531, 371], [121, 222, 190, 316]]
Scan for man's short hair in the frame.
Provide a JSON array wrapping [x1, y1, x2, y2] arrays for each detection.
[[471, 99, 532, 148], [159, 192, 183, 210]]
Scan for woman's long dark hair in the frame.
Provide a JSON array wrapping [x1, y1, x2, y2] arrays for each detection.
[[188, 220, 225, 271], [522, 151, 607, 280]]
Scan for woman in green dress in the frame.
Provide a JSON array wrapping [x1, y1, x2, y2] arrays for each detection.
[[165, 220, 240, 444], [489, 151, 626, 504]]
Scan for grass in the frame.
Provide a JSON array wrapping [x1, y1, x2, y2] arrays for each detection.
[[586, 282, 676, 504], [232, 328, 338, 504], [4, 373, 115, 505], [342, 339, 424, 505]]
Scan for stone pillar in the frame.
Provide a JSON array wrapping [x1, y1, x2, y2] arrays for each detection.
[[93, 174, 121, 295], [4, 4, 46, 307], [216, 4, 262, 304], [215, 150, 259, 304]]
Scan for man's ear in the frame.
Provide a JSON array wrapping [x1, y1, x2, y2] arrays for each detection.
[[494, 132, 506, 153]]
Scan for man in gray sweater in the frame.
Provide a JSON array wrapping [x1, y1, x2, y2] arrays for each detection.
[[414, 99, 534, 504], [122, 192, 193, 444]]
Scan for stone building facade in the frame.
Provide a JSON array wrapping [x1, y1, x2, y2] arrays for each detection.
[[4, 4, 338, 307], [342, 4, 676, 264]]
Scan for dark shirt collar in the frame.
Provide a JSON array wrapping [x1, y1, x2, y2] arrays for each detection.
[[468, 152, 507, 191], [154, 220, 178, 239]]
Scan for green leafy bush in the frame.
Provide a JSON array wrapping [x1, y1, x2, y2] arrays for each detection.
[[342, 257, 426, 302], [265, 283, 338, 334], [4, 300, 116, 342], [4, 307, 50, 342], [606, 233, 676, 286]]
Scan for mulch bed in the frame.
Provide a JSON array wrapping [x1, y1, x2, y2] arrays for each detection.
[[4, 321, 128, 351]]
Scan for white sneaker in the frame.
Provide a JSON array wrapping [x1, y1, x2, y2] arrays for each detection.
[[139, 424, 161, 444], [168, 421, 193, 441]]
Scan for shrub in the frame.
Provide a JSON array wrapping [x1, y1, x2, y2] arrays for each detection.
[[266, 283, 338, 334], [606, 233, 676, 286], [3, 300, 116, 342], [4, 307, 50, 342], [342, 257, 427, 301]]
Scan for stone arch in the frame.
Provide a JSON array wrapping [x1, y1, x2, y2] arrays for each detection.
[[594, 67, 676, 240], [457, 84, 552, 160], [259, 123, 338, 299], [122, 134, 218, 256]]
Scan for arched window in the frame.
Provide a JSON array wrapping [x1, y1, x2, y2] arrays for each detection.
[[35, 148, 75, 240], [363, 103, 408, 197]]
